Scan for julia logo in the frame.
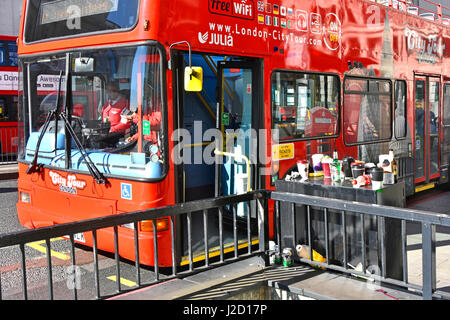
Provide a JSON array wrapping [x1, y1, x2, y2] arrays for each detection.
[[198, 31, 209, 44]]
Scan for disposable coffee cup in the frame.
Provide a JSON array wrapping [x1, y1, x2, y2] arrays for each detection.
[[364, 163, 376, 174], [342, 157, 355, 179], [372, 181, 383, 190], [351, 164, 364, 179], [370, 167, 384, 190], [322, 162, 331, 177], [370, 167, 384, 181], [322, 158, 332, 177], [297, 160, 309, 181]]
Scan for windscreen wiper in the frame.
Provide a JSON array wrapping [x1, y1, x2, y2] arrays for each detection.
[[26, 109, 57, 174], [59, 111, 108, 185], [27, 71, 64, 175], [28, 108, 107, 184]]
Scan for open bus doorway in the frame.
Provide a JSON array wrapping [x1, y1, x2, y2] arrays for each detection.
[[173, 52, 263, 266], [414, 75, 441, 187]]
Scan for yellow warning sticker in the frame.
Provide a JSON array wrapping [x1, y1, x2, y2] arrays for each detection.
[[272, 143, 294, 161]]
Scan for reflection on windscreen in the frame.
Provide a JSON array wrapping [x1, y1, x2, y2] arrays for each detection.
[[21, 46, 165, 180], [271, 71, 339, 140]]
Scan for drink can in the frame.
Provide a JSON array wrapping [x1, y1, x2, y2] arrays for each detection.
[[274, 252, 282, 264], [282, 248, 293, 267]]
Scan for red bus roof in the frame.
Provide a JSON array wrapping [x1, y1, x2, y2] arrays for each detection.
[[0, 35, 17, 41]]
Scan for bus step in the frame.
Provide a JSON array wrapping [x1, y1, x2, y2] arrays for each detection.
[[415, 182, 436, 193], [180, 238, 259, 266]]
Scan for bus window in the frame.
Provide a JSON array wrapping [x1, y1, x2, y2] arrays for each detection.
[[0, 98, 6, 120], [343, 77, 392, 145], [8, 41, 18, 67], [0, 47, 5, 66], [444, 84, 450, 126], [394, 80, 407, 139], [271, 71, 340, 140], [0, 96, 18, 122]]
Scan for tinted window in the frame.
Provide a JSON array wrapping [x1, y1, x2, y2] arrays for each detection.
[[394, 80, 407, 139], [343, 77, 392, 145], [8, 41, 18, 67], [444, 84, 450, 125], [0, 41, 17, 67], [0, 48, 5, 66], [25, 0, 139, 42]]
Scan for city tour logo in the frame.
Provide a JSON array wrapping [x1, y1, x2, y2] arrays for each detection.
[[49, 171, 87, 195], [404, 25, 446, 64]]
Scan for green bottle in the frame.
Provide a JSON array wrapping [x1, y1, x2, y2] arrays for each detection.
[[331, 149, 340, 181]]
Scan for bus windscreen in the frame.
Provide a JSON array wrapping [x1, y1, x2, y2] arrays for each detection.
[[24, 0, 139, 43]]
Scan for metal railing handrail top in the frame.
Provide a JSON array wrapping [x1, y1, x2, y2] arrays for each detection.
[[0, 190, 266, 248], [271, 190, 450, 226]]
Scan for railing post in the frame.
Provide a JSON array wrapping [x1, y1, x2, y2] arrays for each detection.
[[274, 200, 281, 247], [422, 222, 436, 300], [19, 243, 27, 300], [257, 192, 269, 266]]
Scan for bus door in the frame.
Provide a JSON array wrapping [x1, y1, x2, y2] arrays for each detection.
[[175, 55, 261, 203], [174, 54, 261, 263], [442, 83, 450, 183], [215, 60, 260, 217], [414, 75, 440, 184]]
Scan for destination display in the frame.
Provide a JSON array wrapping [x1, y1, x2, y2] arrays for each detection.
[[26, 0, 138, 42], [0, 71, 19, 91], [40, 0, 119, 25]]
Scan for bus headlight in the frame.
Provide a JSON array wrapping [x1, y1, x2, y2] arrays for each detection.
[[20, 191, 31, 203]]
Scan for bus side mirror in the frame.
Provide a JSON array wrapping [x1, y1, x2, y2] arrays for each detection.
[[184, 66, 203, 92], [73, 57, 95, 73]]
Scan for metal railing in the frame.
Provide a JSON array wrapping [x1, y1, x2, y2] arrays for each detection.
[[1, 188, 449, 300], [272, 190, 450, 300], [373, 0, 450, 23], [0, 191, 269, 300], [0, 125, 18, 164]]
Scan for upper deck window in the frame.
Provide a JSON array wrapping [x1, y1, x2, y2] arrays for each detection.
[[25, 0, 139, 43], [0, 41, 18, 67]]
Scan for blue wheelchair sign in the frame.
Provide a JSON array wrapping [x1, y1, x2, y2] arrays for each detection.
[[121, 183, 132, 200]]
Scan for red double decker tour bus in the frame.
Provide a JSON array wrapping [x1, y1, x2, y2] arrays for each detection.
[[16, 0, 450, 266], [0, 35, 19, 162]]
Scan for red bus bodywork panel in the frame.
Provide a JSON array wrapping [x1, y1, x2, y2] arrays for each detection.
[[17, 163, 175, 266]]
